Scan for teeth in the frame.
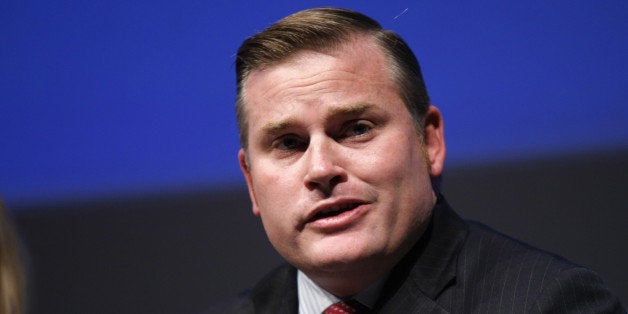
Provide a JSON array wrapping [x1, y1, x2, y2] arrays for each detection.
[[315, 203, 356, 219], [322, 203, 351, 213]]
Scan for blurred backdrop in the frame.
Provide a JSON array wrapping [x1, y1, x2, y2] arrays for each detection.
[[1, 1, 626, 313]]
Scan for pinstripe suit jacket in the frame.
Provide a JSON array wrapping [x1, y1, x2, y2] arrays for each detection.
[[225, 197, 624, 313]]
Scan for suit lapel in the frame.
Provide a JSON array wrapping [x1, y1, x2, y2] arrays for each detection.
[[249, 264, 298, 314], [375, 197, 468, 313]]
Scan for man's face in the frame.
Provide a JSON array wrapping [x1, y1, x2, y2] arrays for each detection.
[[239, 37, 445, 277]]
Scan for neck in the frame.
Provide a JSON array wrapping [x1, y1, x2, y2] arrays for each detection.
[[306, 261, 388, 297]]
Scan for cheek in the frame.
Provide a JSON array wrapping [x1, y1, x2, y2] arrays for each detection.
[[249, 161, 288, 203], [361, 137, 432, 222], [250, 167, 298, 230], [363, 137, 426, 183], [252, 179, 285, 221]]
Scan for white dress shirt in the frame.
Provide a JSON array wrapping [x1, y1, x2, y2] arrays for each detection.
[[297, 270, 385, 314]]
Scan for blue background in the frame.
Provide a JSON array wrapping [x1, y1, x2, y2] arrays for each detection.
[[2, 1, 627, 206]]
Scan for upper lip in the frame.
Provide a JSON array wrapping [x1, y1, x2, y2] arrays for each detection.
[[304, 198, 368, 224]]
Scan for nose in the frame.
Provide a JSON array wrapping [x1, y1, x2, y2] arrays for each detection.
[[303, 137, 346, 195]]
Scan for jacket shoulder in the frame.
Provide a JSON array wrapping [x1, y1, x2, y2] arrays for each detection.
[[455, 220, 624, 312]]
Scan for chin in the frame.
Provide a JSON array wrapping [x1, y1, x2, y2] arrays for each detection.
[[308, 247, 379, 272]]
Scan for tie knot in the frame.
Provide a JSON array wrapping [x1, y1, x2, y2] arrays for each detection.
[[323, 299, 370, 314]]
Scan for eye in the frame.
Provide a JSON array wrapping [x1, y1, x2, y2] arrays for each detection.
[[350, 123, 371, 136], [274, 135, 307, 151], [341, 120, 373, 138]]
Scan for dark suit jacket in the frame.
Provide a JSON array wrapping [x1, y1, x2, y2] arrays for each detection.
[[224, 197, 624, 313]]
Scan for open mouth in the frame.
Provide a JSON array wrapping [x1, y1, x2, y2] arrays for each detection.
[[311, 203, 360, 220]]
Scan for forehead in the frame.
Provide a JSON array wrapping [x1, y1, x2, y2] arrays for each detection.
[[242, 36, 395, 107]]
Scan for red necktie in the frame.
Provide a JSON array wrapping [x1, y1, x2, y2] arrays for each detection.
[[323, 299, 370, 314]]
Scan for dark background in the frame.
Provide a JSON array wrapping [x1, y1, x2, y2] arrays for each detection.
[[2, 1, 627, 313]]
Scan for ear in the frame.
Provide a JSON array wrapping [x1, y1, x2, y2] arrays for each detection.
[[238, 149, 261, 216], [423, 105, 446, 177]]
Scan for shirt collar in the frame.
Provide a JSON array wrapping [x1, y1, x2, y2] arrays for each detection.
[[297, 270, 386, 314]]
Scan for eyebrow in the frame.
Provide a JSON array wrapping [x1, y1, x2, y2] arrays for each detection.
[[327, 103, 373, 117], [262, 120, 292, 135], [260, 103, 375, 135]]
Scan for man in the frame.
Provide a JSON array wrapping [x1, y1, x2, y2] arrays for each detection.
[[227, 7, 623, 313]]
